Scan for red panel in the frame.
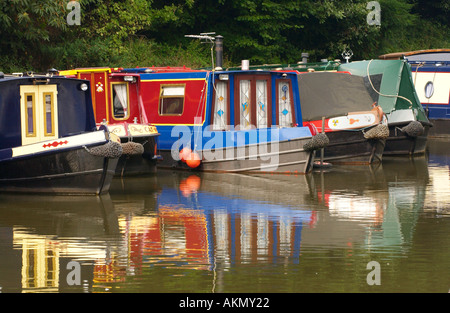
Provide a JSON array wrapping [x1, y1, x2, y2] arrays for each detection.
[[140, 79, 208, 125], [93, 72, 109, 123]]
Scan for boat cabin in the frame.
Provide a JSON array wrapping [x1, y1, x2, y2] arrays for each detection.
[[0, 72, 119, 194], [59, 67, 160, 175], [133, 68, 304, 148], [0, 73, 96, 150], [119, 67, 316, 173]]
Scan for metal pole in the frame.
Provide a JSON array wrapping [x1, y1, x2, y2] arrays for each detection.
[[321, 117, 325, 165]]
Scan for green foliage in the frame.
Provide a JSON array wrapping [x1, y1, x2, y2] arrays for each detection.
[[0, 0, 448, 73], [0, 0, 68, 50]]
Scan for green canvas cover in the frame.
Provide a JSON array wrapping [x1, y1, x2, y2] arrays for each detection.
[[338, 60, 430, 124], [297, 72, 376, 121]]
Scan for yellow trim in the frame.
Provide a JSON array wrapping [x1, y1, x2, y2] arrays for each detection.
[[24, 93, 36, 137], [59, 68, 112, 75], [104, 74, 110, 122], [110, 82, 130, 120], [43, 92, 55, 136]]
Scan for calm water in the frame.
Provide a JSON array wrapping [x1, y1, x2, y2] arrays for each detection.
[[0, 139, 449, 294]]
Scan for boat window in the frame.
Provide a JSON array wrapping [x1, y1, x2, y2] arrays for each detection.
[[278, 81, 294, 127], [256, 80, 268, 128], [424, 81, 434, 99], [159, 85, 185, 115], [212, 81, 228, 130], [112, 83, 129, 119], [239, 80, 252, 129], [25, 93, 36, 137], [43, 93, 55, 136]]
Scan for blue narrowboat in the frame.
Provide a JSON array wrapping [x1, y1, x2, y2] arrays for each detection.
[[114, 66, 325, 174], [0, 72, 122, 194], [380, 49, 450, 137]]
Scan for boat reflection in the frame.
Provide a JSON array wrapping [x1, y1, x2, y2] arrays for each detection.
[[424, 139, 450, 216], [308, 157, 428, 252], [0, 152, 438, 292], [0, 194, 120, 292]]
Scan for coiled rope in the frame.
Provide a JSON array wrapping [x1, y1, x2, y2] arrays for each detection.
[[85, 141, 123, 159], [121, 141, 145, 155], [304, 133, 330, 151], [363, 123, 390, 140], [398, 120, 424, 137]]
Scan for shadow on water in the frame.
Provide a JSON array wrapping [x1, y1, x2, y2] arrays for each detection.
[[0, 138, 448, 293]]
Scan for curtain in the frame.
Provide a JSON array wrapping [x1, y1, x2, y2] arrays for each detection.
[[113, 84, 128, 116]]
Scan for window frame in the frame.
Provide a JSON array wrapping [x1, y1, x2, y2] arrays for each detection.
[[211, 80, 230, 131], [158, 84, 186, 116], [110, 82, 130, 120], [43, 92, 55, 137], [24, 92, 37, 138], [275, 79, 296, 127]]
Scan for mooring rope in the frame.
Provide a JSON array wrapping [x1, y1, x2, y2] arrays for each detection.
[[366, 59, 413, 107]]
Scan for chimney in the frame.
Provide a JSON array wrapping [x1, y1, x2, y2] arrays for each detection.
[[301, 52, 309, 64], [215, 35, 224, 70]]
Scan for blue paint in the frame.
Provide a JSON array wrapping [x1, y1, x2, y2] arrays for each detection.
[[150, 70, 310, 152]]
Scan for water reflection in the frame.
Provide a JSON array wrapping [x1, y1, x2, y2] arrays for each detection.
[[0, 139, 449, 293]]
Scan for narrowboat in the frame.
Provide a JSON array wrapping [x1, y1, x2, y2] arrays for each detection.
[[119, 67, 324, 174], [297, 71, 388, 164], [58, 68, 160, 176], [338, 60, 432, 156], [380, 49, 450, 137], [0, 72, 121, 194]]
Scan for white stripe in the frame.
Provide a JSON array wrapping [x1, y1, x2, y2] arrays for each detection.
[[12, 131, 107, 158]]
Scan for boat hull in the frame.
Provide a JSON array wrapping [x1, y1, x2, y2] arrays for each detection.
[[318, 130, 385, 164], [384, 123, 430, 156], [115, 135, 159, 177], [159, 137, 315, 174], [0, 131, 122, 195], [0, 146, 118, 195], [428, 119, 450, 138]]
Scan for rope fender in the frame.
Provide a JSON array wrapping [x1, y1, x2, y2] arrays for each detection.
[[85, 140, 123, 159], [304, 133, 330, 151], [121, 141, 145, 155], [399, 121, 424, 137], [363, 124, 390, 140]]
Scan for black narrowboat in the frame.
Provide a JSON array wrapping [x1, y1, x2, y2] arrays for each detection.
[[0, 72, 122, 194]]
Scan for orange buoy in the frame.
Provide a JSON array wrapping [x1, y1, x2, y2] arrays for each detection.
[[179, 180, 191, 197], [185, 175, 201, 191], [186, 152, 201, 168], [179, 147, 192, 162]]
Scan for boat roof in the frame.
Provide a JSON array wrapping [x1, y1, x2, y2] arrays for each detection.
[[338, 59, 428, 122], [379, 49, 450, 61], [0, 72, 85, 83]]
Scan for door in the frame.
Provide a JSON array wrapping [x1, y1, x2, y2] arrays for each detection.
[[234, 75, 271, 130], [20, 85, 59, 145]]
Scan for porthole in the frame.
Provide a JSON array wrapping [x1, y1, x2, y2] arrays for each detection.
[[424, 81, 434, 99]]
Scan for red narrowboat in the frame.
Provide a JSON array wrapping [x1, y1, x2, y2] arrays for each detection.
[[59, 68, 160, 176]]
